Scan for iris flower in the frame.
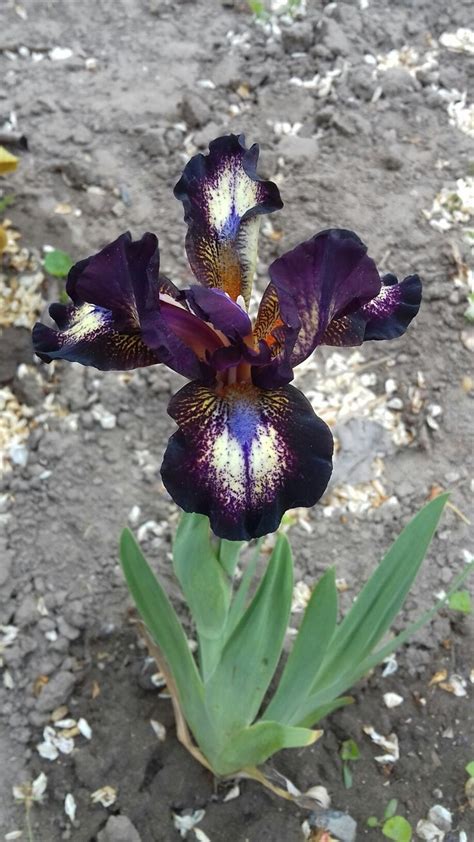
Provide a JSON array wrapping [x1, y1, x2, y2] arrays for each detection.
[[33, 135, 421, 540]]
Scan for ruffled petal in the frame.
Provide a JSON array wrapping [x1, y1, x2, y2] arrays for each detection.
[[269, 229, 381, 366], [361, 272, 422, 340], [66, 231, 158, 322], [161, 381, 333, 540], [321, 273, 422, 346], [33, 232, 210, 379], [174, 134, 282, 307], [185, 285, 252, 340]]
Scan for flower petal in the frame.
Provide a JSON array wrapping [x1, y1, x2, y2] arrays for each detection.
[[361, 272, 422, 340], [321, 273, 422, 345], [33, 302, 160, 370], [269, 229, 381, 366], [161, 382, 333, 540], [252, 281, 300, 387], [33, 232, 209, 379], [66, 231, 158, 322], [185, 285, 252, 340], [174, 134, 282, 307]]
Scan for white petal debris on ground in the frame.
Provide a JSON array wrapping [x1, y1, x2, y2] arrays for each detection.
[[367, 32, 474, 138], [150, 719, 167, 741], [383, 692, 404, 708], [173, 808, 207, 839], [362, 725, 400, 764], [13, 772, 47, 805], [64, 792, 77, 823], [0, 223, 44, 328], [90, 786, 117, 808], [293, 350, 420, 516], [36, 715, 93, 760], [0, 226, 73, 473]]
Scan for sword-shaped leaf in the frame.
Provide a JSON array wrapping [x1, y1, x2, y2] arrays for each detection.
[[119, 528, 209, 741], [215, 720, 321, 776], [308, 494, 449, 697], [262, 567, 338, 724], [204, 534, 293, 736], [173, 512, 231, 639]]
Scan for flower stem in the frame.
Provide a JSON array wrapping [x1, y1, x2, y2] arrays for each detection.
[[25, 804, 34, 842]]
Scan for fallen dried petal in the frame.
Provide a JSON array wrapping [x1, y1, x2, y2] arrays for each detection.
[[90, 785, 117, 808], [150, 719, 166, 741], [223, 784, 240, 802], [383, 692, 404, 708], [429, 669, 448, 686], [439, 674, 467, 696], [64, 793, 76, 822], [78, 717, 92, 739], [416, 819, 444, 840], [304, 785, 331, 808]]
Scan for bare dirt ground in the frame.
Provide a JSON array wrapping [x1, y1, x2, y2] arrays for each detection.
[[0, 0, 473, 840]]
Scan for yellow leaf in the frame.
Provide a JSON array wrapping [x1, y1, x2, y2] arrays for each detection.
[[0, 146, 19, 175], [0, 225, 7, 255]]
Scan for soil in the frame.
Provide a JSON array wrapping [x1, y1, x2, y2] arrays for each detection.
[[0, 0, 473, 840]]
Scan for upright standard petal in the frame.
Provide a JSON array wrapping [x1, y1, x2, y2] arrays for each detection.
[[251, 281, 300, 388], [269, 229, 381, 366], [33, 232, 205, 379], [174, 134, 282, 307], [185, 285, 252, 340], [161, 382, 333, 540]]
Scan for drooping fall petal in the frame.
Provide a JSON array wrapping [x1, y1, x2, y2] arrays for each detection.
[[161, 381, 333, 540], [174, 134, 282, 307], [33, 232, 210, 379]]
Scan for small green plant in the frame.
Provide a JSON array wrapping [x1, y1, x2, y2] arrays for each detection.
[[247, 0, 303, 19], [340, 738, 360, 788], [368, 800, 412, 841], [118, 496, 472, 779], [448, 589, 472, 613], [43, 248, 74, 278], [0, 193, 14, 213]]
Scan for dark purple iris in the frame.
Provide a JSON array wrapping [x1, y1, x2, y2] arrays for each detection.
[[32, 134, 421, 540]]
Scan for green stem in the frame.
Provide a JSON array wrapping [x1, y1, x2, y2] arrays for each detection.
[[25, 804, 34, 842]]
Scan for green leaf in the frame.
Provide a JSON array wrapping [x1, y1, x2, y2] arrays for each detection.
[[218, 538, 244, 578], [382, 816, 412, 841], [358, 559, 474, 677], [384, 799, 398, 819], [295, 695, 354, 729], [215, 720, 319, 776], [448, 589, 472, 614], [173, 512, 230, 641], [341, 738, 360, 761], [466, 761, 474, 777], [306, 495, 450, 700], [43, 249, 74, 278], [119, 528, 210, 745], [367, 817, 380, 828], [205, 534, 293, 736], [342, 763, 353, 789], [224, 538, 262, 639], [263, 568, 338, 724]]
